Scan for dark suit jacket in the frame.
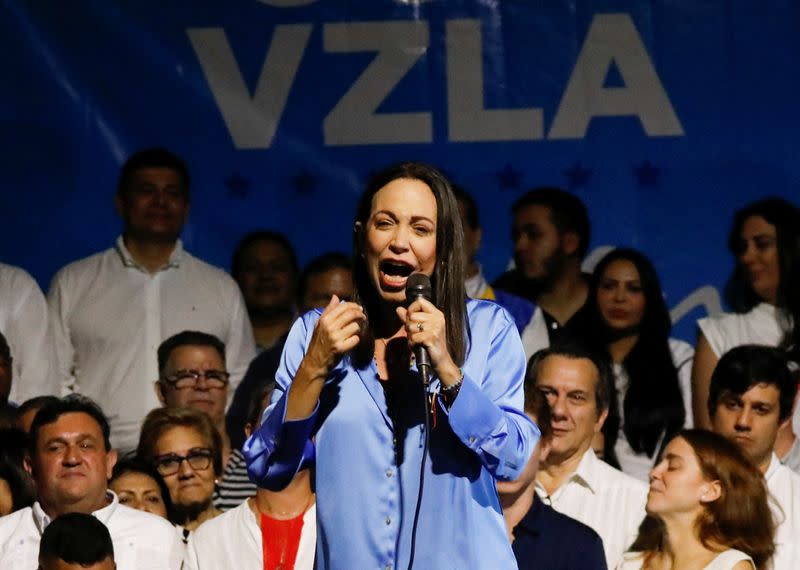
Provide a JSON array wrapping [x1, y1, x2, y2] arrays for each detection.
[[512, 497, 608, 570]]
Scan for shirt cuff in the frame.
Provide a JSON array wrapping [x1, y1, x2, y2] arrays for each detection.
[[441, 373, 504, 451]]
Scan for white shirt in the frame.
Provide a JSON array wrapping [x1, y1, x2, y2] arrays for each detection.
[[617, 549, 754, 569], [765, 454, 800, 569], [0, 492, 184, 569], [697, 303, 784, 358], [614, 338, 695, 481], [0, 263, 55, 402], [47, 237, 257, 451], [185, 499, 316, 570], [536, 448, 648, 569]]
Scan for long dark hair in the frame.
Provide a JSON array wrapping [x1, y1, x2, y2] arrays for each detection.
[[351, 162, 468, 368], [630, 430, 774, 569], [725, 197, 800, 362], [581, 248, 685, 458]]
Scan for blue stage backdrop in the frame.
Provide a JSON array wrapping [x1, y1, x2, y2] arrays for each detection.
[[2, 1, 799, 341]]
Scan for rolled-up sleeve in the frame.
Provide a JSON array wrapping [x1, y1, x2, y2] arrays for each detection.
[[243, 312, 319, 490], [443, 302, 540, 481]]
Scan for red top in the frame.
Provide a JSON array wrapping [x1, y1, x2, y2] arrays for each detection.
[[261, 510, 306, 570]]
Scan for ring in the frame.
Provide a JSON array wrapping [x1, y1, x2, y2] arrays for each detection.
[[417, 322, 424, 332]]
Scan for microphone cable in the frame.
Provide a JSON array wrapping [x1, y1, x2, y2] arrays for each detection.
[[406, 366, 431, 570]]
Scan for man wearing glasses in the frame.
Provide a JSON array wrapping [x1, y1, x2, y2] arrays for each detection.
[[155, 330, 256, 510], [47, 148, 257, 454]]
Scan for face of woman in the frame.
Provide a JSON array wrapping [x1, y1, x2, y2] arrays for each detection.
[[109, 471, 168, 518], [647, 436, 717, 518], [738, 215, 780, 304], [595, 259, 646, 332], [362, 178, 438, 304], [153, 426, 216, 509]]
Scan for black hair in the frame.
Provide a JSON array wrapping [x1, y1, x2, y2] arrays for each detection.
[[297, 252, 353, 303], [725, 197, 800, 362], [29, 395, 112, 456], [511, 187, 591, 258], [230, 230, 299, 282], [452, 184, 479, 230], [245, 380, 277, 428], [0, 427, 35, 512], [351, 161, 468, 367], [579, 248, 686, 459], [16, 396, 60, 427], [157, 330, 226, 378], [708, 345, 797, 423], [39, 512, 114, 565], [117, 147, 189, 199], [110, 457, 175, 521], [527, 339, 613, 414]]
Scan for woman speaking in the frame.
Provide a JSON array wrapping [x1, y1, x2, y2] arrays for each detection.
[[245, 162, 539, 569]]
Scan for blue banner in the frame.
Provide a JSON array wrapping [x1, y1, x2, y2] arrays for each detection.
[[3, 0, 799, 340]]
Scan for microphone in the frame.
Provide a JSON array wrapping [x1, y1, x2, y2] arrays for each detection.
[[405, 273, 433, 383]]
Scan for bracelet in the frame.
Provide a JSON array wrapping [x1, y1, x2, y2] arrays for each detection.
[[440, 369, 464, 399]]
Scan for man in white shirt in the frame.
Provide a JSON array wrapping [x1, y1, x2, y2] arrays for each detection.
[[48, 148, 257, 451], [0, 262, 54, 402], [0, 395, 183, 569], [531, 342, 647, 569], [708, 345, 800, 569]]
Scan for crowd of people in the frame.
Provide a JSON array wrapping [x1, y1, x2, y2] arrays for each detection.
[[0, 147, 798, 569]]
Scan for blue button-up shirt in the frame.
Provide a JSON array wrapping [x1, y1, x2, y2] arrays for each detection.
[[245, 299, 539, 569]]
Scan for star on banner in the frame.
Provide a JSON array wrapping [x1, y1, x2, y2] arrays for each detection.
[[633, 160, 659, 187], [292, 170, 317, 196], [563, 161, 591, 190], [225, 173, 250, 199], [496, 164, 522, 191]]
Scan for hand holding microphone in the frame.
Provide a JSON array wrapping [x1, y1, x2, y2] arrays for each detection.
[[397, 273, 461, 387]]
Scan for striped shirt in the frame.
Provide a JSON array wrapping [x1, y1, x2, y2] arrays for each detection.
[[213, 448, 257, 511]]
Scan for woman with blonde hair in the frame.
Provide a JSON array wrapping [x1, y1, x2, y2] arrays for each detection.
[[619, 429, 774, 569]]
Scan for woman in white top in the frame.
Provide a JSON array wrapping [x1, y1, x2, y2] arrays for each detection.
[[618, 429, 774, 570], [693, 198, 800, 430], [575, 248, 692, 480]]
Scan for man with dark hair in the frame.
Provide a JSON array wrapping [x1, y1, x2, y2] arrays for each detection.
[[708, 345, 800, 568], [453, 186, 541, 357], [156, 331, 256, 510], [0, 395, 183, 568], [48, 147, 256, 452], [493, 187, 592, 354], [232, 231, 299, 351], [0, 263, 54, 403], [498, 383, 607, 569], [227, 251, 355, 450], [39, 512, 115, 570], [529, 342, 645, 569]]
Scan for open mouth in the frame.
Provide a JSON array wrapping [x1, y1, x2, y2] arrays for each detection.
[[379, 260, 415, 288]]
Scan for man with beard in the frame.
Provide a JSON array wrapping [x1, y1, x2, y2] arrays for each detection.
[[494, 187, 591, 355]]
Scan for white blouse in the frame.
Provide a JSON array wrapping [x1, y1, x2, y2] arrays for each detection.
[[617, 549, 754, 569]]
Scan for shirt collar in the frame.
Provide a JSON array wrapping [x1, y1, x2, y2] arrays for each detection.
[[567, 448, 600, 494], [115, 235, 184, 270], [765, 453, 781, 481], [32, 491, 119, 534]]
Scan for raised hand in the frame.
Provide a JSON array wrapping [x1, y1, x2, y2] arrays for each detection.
[[396, 298, 461, 386]]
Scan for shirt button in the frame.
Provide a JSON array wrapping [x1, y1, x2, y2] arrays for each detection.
[[385, 517, 391, 525], [385, 468, 393, 478], [385, 565, 392, 570], [469, 436, 476, 444]]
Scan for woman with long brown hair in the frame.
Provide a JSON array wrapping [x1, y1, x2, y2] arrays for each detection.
[[619, 429, 774, 569]]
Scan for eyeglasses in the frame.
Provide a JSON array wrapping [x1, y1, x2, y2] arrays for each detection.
[[160, 369, 230, 390], [153, 448, 213, 476]]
